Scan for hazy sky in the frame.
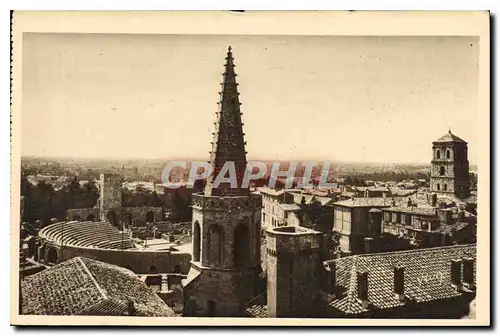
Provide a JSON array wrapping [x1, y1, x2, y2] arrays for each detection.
[[22, 34, 479, 164]]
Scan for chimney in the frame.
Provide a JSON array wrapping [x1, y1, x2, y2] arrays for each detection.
[[323, 263, 337, 297], [364, 237, 373, 254], [357, 271, 369, 309], [462, 257, 475, 289], [450, 259, 462, 289], [393, 266, 405, 300]]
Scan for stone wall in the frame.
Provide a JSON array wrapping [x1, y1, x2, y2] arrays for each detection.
[[38, 242, 191, 275], [67, 208, 100, 222]]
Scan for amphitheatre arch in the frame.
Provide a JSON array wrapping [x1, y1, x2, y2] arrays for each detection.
[[46, 247, 59, 264], [106, 210, 119, 228], [146, 211, 155, 223], [125, 212, 133, 228], [73, 215, 81, 221], [86, 214, 95, 221]]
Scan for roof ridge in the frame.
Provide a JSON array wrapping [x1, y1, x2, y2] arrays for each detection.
[[77, 257, 108, 300], [334, 244, 475, 261], [345, 255, 359, 313]]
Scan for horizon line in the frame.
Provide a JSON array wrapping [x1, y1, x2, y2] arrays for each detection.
[[19, 154, 468, 167]]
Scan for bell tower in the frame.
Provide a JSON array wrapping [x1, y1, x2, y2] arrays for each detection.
[[430, 130, 470, 199], [183, 46, 262, 317]]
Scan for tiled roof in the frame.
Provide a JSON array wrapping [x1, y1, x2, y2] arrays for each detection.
[[244, 293, 267, 318], [439, 222, 472, 235], [291, 193, 315, 205], [258, 187, 285, 196], [326, 244, 476, 315], [389, 188, 418, 197], [21, 257, 175, 316], [334, 197, 406, 208], [434, 130, 467, 144], [384, 206, 437, 216], [315, 196, 334, 206], [464, 195, 477, 204]]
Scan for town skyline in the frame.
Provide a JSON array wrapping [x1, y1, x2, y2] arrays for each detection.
[[22, 34, 479, 164]]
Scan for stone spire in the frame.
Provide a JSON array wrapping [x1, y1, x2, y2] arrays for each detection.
[[204, 46, 249, 197]]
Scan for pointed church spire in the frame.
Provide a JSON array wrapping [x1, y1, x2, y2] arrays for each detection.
[[204, 46, 249, 197]]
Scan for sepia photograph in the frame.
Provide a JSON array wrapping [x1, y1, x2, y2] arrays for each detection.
[[10, 11, 490, 326]]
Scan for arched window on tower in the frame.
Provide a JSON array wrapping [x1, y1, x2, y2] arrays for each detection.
[[436, 150, 441, 159], [444, 184, 448, 191], [446, 150, 451, 159], [193, 221, 201, 262], [233, 224, 250, 267], [437, 184, 441, 191], [208, 224, 224, 265], [439, 166, 446, 176]]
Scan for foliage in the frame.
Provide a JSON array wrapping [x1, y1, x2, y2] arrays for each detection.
[[20, 175, 99, 226]]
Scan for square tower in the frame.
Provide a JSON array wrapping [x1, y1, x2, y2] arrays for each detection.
[[430, 130, 470, 199], [99, 173, 123, 225], [266, 226, 323, 317]]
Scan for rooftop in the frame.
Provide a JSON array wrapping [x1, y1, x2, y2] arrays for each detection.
[[21, 257, 176, 316], [278, 203, 302, 212], [433, 130, 467, 144], [334, 197, 406, 208], [384, 206, 437, 216], [325, 244, 476, 315], [258, 187, 285, 197]]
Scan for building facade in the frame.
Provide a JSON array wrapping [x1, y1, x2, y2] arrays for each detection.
[[333, 197, 406, 254], [430, 130, 470, 199], [259, 188, 296, 228]]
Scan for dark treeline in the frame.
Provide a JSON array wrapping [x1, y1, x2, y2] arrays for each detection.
[[122, 187, 163, 208], [343, 171, 430, 183], [21, 175, 99, 225]]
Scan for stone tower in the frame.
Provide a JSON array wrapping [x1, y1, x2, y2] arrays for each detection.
[[99, 173, 123, 226], [184, 46, 263, 317], [266, 226, 323, 317], [430, 130, 470, 199]]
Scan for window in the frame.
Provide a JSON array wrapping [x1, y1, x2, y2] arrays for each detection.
[[436, 150, 441, 159], [193, 221, 201, 262], [443, 184, 448, 191], [446, 150, 451, 159], [437, 184, 441, 191], [233, 224, 250, 267], [439, 166, 446, 176]]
